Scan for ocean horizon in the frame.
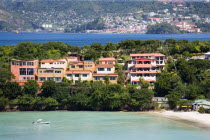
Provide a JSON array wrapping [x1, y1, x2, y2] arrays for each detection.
[[1, 32, 210, 47]]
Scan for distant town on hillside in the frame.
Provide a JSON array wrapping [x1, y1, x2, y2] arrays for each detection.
[[0, 0, 210, 33]]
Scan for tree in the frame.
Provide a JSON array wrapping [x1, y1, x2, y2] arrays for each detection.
[[139, 77, 150, 88], [23, 80, 39, 96], [146, 23, 184, 34], [105, 76, 110, 85], [2, 82, 22, 100], [0, 68, 14, 84], [41, 80, 57, 97]]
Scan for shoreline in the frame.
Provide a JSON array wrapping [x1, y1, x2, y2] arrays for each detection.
[[143, 111, 210, 130]]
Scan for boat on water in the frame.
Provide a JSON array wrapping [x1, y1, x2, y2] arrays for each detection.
[[32, 119, 50, 124]]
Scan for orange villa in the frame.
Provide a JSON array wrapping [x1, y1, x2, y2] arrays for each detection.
[[11, 59, 39, 83]]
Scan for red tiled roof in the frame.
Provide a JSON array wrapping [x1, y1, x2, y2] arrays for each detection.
[[66, 70, 91, 74], [96, 64, 114, 68], [11, 59, 39, 62], [99, 58, 115, 61], [130, 53, 165, 57], [135, 64, 153, 68], [40, 59, 54, 63], [53, 59, 67, 62], [41, 59, 67, 63]]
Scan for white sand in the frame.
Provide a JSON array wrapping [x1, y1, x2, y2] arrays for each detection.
[[150, 111, 210, 128]]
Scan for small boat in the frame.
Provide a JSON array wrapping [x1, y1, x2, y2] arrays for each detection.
[[32, 119, 50, 124]]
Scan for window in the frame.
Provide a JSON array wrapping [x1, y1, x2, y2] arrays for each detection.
[[102, 77, 106, 80], [27, 68, 34, 75], [156, 61, 159, 64], [71, 65, 75, 68], [40, 77, 46, 81], [20, 68, 26, 75], [39, 71, 42, 73], [67, 74, 72, 77], [79, 65, 83, 68], [23, 77, 26, 80], [50, 63, 53, 64], [55, 71, 61, 73], [55, 77, 61, 81], [108, 62, 113, 64], [22, 62, 26, 66], [75, 74, 79, 77], [88, 65, 92, 67], [83, 74, 87, 77], [145, 74, 149, 77], [44, 70, 53, 73], [107, 68, 111, 71], [47, 77, 53, 80], [98, 68, 104, 71], [12, 62, 19, 65], [94, 77, 100, 80], [27, 62, 34, 66], [110, 77, 116, 80], [31, 77, 34, 80]]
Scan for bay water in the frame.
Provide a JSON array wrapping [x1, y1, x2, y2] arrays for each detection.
[[0, 111, 209, 140], [0, 32, 210, 46]]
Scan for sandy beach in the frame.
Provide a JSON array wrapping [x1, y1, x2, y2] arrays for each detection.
[[146, 111, 210, 129]]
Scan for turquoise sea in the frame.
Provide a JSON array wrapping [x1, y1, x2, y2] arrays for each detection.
[[0, 112, 209, 140], [0, 32, 210, 46]]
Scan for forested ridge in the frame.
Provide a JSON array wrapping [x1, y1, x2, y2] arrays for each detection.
[[1, 39, 210, 111]]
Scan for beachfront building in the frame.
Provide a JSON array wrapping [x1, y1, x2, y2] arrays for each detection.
[[11, 59, 39, 84], [204, 52, 210, 60], [38, 59, 67, 82], [65, 60, 95, 83], [66, 70, 92, 83], [65, 53, 81, 62], [99, 58, 116, 65], [93, 58, 118, 84], [68, 60, 95, 72], [153, 97, 169, 109], [126, 53, 165, 85]]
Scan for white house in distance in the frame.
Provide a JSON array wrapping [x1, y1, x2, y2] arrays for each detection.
[[127, 53, 165, 85]]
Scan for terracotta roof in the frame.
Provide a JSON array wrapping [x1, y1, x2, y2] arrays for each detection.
[[66, 70, 91, 74], [99, 58, 115, 61], [41, 59, 67, 63], [11, 59, 39, 62], [130, 53, 165, 57], [40, 59, 54, 63], [96, 64, 114, 68], [135, 64, 153, 68], [53, 59, 67, 62]]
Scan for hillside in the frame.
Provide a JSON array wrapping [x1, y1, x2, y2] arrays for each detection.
[[0, 0, 210, 32]]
